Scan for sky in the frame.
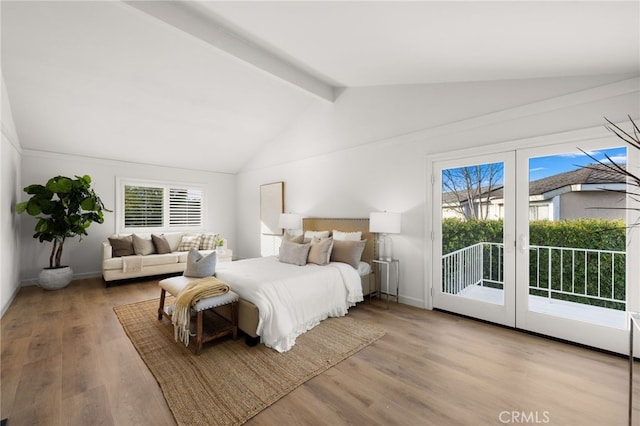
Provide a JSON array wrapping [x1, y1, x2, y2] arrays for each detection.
[[529, 146, 627, 181], [442, 146, 627, 191]]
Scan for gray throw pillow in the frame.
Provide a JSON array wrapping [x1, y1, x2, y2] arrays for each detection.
[[132, 234, 155, 255], [330, 239, 366, 269], [184, 248, 217, 278], [279, 240, 311, 266], [108, 235, 134, 257], [151, 234, 172, 254]]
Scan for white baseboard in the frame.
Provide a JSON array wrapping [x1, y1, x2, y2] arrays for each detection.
[[398, 295, 427, 309], [20, 270, 103, 287], [1, 283, 21, 318]]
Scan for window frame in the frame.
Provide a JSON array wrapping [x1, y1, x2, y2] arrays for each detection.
[[116, 177, 206, 233]]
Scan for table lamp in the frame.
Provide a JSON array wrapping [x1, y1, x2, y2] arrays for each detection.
[[278, 213, 302, 237], [369, 212, 401, 260]]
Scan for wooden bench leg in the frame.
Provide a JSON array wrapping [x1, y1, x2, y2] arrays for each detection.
[[158, 289, 166, 320], [195, 311, 204, 355], [231, 301, 238, 339]]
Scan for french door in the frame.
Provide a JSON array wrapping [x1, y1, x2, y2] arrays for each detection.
[[432, 152, 516, 327], [431, 137, 638, 354]]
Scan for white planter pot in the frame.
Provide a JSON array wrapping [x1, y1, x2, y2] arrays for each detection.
[[38, 266, 73, 290]]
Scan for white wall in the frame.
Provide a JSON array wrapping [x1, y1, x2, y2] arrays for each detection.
[[18, 151, 236, 283], [1, 71, 22, 316], [237, 75, 640, 308]]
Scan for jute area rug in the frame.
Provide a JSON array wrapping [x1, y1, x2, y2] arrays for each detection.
[[114, 299, 385, 426]]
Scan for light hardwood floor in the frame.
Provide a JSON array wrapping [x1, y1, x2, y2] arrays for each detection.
[[1, 277, 634, 425]]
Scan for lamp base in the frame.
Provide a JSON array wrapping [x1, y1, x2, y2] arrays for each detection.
[[377, 234, 393, 261]]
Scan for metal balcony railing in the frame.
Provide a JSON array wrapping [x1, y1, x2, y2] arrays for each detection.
[[441, 242, 626, 310]]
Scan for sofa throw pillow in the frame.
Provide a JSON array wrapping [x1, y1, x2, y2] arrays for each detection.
[[200, 233, 219, 250], [184, 248, 217, 278], [177, 234, 202, 251], [279, 240, 311, 266], [307, 237, 334, 266], [330, 239, 367, 269], [108, 235, 134, 257], [132, 234, 155, 255], [151, 234, 172, 254]]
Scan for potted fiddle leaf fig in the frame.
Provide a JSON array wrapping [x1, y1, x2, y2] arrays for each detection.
[[16, 175, 110, 290]]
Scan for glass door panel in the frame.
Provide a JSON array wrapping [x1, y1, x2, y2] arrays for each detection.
[[516, 141, 635, 354], [527, 148, 627, 328], [433, 152, 515, 327]]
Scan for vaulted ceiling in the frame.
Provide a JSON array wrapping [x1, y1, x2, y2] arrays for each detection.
[[2, 1, 639, 173]]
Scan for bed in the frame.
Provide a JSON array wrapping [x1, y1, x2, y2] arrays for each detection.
[[215, 217, 376, 352]]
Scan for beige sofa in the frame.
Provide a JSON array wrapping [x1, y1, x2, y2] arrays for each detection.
[[102, 232, 231, 284]]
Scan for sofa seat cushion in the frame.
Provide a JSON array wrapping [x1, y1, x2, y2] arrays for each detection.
[[103, 253, 180, 271]]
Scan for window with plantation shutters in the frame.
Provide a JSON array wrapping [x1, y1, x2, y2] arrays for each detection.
[[124, 185, 164, 228], [117, 178, 204, 231], [169, 188, 202, 226]]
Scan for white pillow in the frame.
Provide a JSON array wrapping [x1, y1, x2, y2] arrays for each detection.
[[304, 230, 330, 241], [333, 230, 362, 241]]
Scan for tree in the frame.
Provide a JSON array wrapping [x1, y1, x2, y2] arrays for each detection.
[[16, 175, 109, 268], [442, 162, 504, 220]]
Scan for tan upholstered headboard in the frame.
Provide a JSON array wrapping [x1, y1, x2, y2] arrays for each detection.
[[302, 218, 375, 265]]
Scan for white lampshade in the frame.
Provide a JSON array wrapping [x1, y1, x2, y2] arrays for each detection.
[[369, 212, 401, 234], [278, 213, 302, 230]]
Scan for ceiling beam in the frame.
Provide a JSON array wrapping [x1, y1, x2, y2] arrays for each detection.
[[124, 1, 335, 102]]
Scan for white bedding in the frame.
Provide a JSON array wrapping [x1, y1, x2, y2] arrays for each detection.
[[215, 256, 364, 352]]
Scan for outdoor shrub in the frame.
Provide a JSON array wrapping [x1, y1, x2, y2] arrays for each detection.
[[442, 218, 627, 310]]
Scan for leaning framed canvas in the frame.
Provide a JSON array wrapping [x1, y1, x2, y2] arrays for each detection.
[[260, 182, 284, 235]]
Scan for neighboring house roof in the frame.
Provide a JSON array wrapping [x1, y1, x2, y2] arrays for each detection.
[[528, 163, 626, 196], [443, 164, 626, 204]]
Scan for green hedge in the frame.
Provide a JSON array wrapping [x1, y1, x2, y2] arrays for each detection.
[[442, 218, 625, 254], [529, 219, 625, 251]]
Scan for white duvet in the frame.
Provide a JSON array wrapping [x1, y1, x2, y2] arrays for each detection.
[[215, 256, 364, 352]]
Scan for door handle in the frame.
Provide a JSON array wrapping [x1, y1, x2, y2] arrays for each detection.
[[518, 235, 528, 253]]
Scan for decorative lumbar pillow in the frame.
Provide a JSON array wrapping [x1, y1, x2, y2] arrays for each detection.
[[200, 233, 219, 250], [177, 234, 202, 251], [279, 240, 311, 266], [307, 237, 334, 266], [151, 234, 172, 254], [132, 234, 155, 255], [108, 235, 134, 257], [303, 230, 330, 243], [330, 239, 367, 269], [333, 230, 362, 241], [184, 248, 217, 278]]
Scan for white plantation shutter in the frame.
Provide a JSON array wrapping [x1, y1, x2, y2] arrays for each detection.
[[124, 185, 164, 228], [170, 188, 203, 227], [120, 180, 204, 231]]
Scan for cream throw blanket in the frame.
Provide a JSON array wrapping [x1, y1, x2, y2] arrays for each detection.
[[172, 276, 230, 346], [122, 255, 143, 273]]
